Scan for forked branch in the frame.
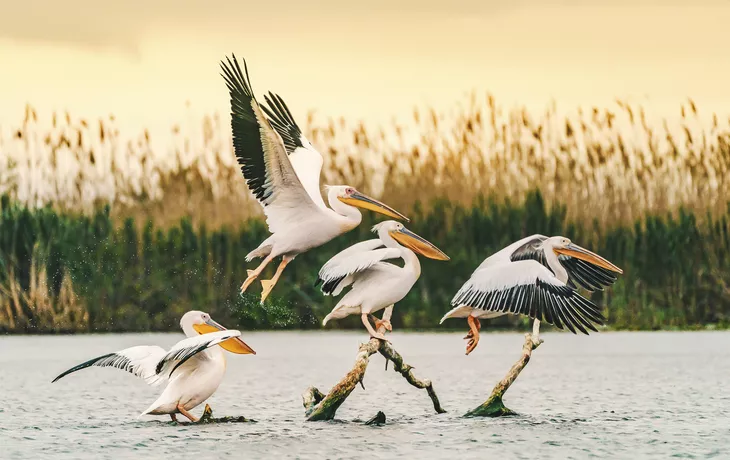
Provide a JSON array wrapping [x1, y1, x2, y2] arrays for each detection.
[[303, 306, 445, 421]]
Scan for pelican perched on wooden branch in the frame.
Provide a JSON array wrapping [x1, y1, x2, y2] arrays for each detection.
[[52, 311, 255, 422], [441, 235, 623, 355], [317, 221, 449, 339], [220, 54, 408, 303]]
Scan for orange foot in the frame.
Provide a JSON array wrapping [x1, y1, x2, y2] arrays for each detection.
[[374, 319, 393, 332], [465, 316, 481, 355]]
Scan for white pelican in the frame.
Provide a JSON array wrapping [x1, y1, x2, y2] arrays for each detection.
[[220, 55, 408, 303], [317, 220, 450, 339], [440, 235, 623, 354], [52, 311, 255, 422]]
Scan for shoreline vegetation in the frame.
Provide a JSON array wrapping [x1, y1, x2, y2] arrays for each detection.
[[0, 95, 729, 333]]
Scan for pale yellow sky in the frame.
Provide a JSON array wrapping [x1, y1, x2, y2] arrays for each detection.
[[1, 1, 729, 139]]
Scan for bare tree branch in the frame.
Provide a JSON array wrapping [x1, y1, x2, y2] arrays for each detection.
[[303, 306, 446, 421]]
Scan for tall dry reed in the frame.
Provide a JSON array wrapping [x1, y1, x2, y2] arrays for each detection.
[[1, 96, 728, 228]]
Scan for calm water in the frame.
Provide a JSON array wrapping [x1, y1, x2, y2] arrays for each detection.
[[1, 331, 728, 459]]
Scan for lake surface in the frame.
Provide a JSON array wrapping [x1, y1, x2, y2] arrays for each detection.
[[1, 331, 728, 459]]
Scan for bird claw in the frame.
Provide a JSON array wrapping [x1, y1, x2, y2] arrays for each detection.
[[374, 319, 392, 332], [465, 336, 479, 355], [240, 270, 258, 294]]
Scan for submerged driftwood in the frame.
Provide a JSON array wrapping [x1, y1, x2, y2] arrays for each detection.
[[365, 411, 387, 426], [465, 333, 542, 417], [303, 306, 446, 421], [173, 404, 255, 425]]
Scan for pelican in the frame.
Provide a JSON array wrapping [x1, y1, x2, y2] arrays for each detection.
[[52, 311, 255, 422], [440, 235, 623, 354], [317, 220, 450, 339], [220, 55, 408, 303]]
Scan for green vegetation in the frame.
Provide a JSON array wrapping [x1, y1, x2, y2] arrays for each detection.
[[1, 191, 728, 333]]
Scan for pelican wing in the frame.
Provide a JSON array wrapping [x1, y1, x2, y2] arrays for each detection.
[[221, 55, 321, 233], [509, 236, 618, 291], [509, 235, 549, 266], [52, 345, 168, 385], [52, 330, 242, 385], [315, 239, 400, 295], [449, 260, 605, 334], [155, 330, 242, 379], [262, 92, 326, 209]]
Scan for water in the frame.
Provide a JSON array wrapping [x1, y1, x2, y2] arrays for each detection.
[[1, 331, 728, 459]]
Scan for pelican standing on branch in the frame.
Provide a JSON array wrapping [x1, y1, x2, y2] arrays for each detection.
[[220, 55, 408, 303], [441, 235, 623, 354], [317, 221, 450, 339], [52, 311, 255, 422]]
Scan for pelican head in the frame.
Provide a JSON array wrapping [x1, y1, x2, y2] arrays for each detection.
[[181, 311, 256, 355], [330, 185, 409, 221], [545, 236, 623, 273], [373, 220, 450, 260]]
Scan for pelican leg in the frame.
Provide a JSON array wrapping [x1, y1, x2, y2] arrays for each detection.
[[369, 313, 393, 333], [465, 315, 481, 355], [260, 256, 292, 303], [531, 319, 544, 346], [177, 404, 198, 423], [361, 313, 388, 341], [170, 414, 178, 423], [241, 254, 275, 294]]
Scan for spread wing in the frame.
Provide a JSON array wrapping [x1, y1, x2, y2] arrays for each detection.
[[448, 260, 605, 334], [52, 345, 167, 385], [315, 239, 400, 295], [262, 92, 326, 209], [52, 330, 242, 385], [220, 55, 323, 233]]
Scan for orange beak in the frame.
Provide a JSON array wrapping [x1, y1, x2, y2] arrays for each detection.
[[390, 228, 450, 261], [554, 244, 623, 274], [193, 319, 256, 355]]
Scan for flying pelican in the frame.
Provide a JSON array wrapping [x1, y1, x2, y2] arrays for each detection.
[[440, 235, 623, 355], [317, 220, 450, 339], [220, 55, 408, 303], [52, 311, 255, 422]]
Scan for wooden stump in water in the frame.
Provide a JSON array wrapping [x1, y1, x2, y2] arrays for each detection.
[[302, 306, 446, 421], [465, 333, 542, 417], [365, 411, 387, 426]]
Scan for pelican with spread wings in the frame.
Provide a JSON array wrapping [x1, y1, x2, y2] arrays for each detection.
[[52, 311, 255, 422], [221, 55, 408, 303], [441, 235, 623, 354], [317, 220, 449, 339]]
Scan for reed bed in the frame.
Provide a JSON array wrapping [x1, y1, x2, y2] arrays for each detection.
[[1, 96, 728, 227]]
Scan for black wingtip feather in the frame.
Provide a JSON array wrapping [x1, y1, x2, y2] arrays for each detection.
[[220, 53, 276, 205], [320, 275, 346, 295], [261, 91, 304, 153], [52, 353, 116, 383]]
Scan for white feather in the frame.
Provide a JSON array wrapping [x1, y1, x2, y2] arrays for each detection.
[[318, 239, 399, 288]]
